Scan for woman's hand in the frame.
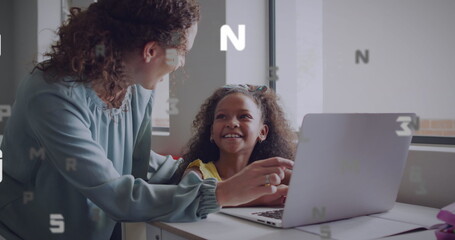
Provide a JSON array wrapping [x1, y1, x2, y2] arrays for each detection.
[[215, 157, 293, 207]]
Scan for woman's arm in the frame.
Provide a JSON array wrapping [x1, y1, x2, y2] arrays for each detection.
[[184, 167, 203, 179], [27, 92, 219, 222], [282, 168, 292, 185], [221, 164, 292, 207], [230, 184, 288, 207]]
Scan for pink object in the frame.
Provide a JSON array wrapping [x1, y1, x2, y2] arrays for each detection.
[[436, 202, 455, 240], [438, 203, 455, 226], [435, 228, 455, 240]]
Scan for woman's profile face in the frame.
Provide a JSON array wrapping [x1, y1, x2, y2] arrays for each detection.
[[135, 23, 198, 89], [166, 23, 199, 71]]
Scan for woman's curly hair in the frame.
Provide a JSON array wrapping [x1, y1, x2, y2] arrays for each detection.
[[36, 0, 200, 108], [170, 84, 297, 183]]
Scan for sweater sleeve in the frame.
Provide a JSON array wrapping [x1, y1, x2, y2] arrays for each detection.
[[129, 105, 182, 184], [147, 151, 182, 184], [27, 92, 220, 222]]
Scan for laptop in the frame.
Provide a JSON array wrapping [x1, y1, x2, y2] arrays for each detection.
[[220, 113, 417, 228]]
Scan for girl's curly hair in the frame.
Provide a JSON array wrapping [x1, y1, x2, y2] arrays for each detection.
[[36, 0, 200, 108], [170, 85, 297, 183]]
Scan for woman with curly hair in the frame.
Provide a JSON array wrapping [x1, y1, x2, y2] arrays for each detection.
[[171, 84, 297, 206], [0, 1, 293, 239]]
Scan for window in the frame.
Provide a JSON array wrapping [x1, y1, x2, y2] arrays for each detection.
[[275, 0, 455, 144], [151, 75, 170, 136]]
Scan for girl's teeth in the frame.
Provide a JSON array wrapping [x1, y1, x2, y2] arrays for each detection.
[[224, 134, 240, 138]]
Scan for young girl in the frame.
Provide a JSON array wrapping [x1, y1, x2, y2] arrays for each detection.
[[172, 84, 297, 206]]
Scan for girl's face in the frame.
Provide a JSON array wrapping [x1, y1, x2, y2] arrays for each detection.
[[211, 93, 269, 157]]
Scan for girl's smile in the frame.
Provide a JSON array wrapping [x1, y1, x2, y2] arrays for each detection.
[[211, 93, 268, 158]]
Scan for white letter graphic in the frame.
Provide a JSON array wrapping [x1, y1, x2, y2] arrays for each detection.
[[220, 25, 246, 51], [396, 116, 412, 136], [50, 214, 65, 233]]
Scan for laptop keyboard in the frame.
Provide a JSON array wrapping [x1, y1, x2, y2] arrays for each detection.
[[252, 209, 283, 219]]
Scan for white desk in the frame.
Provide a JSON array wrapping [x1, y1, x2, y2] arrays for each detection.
[[149, 213, 321, 240], [123, 203, 442, 240]]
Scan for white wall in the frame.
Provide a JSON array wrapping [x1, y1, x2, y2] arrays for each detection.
[[226, 0, 268, 86], [275, 0, 298, 130], [322, 0, 455, 119], [37, 0, 61, 62], [276, 0, 323, 130]]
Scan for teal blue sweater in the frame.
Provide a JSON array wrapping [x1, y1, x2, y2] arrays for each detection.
[[0, 70, 219, 240]]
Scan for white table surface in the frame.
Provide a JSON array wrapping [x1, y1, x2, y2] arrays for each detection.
[[151, 212, 322, 240], [150, 210, 439, 240]]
